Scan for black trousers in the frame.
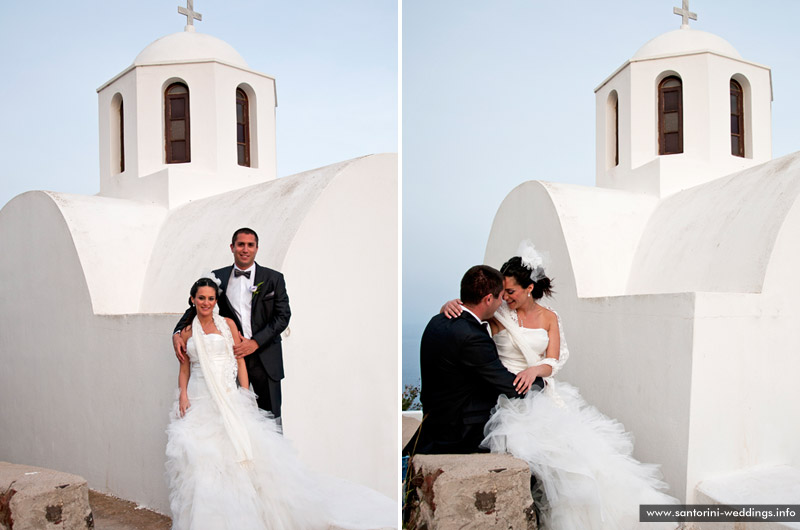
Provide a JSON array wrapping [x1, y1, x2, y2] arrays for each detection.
[[245, 354, 282, 418]]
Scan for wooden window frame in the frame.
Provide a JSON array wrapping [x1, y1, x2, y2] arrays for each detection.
[[236, 88, 250, 167], [165, 83, 191, 164], [119, 99, 125, 173], [730, 79, 744, 158], [658, 76, 683, 155], [614, 96, 619, 166]]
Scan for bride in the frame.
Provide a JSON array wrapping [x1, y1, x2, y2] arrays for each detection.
[[166, 275, 395, 530], [443, 242, 678, 529]]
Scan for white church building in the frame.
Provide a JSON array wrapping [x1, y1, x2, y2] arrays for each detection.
[[0, 6, 397, 513], [486, 6, 800, 504]]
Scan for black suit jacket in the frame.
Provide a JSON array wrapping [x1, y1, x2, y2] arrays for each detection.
[[175, 263, 291, 380], [414, 312, 534, 455]]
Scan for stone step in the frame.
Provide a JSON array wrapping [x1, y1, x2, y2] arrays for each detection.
[[691, 465, 800, 530]]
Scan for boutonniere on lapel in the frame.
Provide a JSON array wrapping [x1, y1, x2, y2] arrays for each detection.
[[250, 282, 264, 299]]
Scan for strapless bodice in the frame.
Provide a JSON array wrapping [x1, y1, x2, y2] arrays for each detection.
[[494, 327, 548, 374], [186, 334, 238, 393]]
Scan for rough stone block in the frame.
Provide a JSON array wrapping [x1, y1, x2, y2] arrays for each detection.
[[0, 462, 93, 529], [406, 453, 536, 530]]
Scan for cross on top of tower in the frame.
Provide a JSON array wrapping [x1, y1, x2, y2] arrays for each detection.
[[178, 0, 203, 32], [673, 0, 697, 29]]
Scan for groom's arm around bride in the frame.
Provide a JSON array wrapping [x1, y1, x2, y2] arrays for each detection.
[[413, 265, 542, 455]]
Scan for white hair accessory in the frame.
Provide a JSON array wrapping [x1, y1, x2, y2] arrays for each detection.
[[200, 272, 223, 291], [516, 240, 547, 282]]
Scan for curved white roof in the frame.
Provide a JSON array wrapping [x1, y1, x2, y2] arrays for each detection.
[[627, 152, 800, 295], [633, 28, 741, 61], [134, 31, 248, 68]]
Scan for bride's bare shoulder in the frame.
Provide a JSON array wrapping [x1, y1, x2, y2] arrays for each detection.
[[540, 306, 558, 326], [224, 317, 238, 333]]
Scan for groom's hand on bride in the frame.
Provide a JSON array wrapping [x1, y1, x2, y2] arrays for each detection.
[[234, 338, 259, 359], [441, 299, 463, 319], [514, 367, 539, 394], [173, 333, 188, 363]]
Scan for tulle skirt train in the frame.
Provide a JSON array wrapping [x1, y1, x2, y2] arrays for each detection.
[[166, 386, 328, 529], [482, 382, 678, 530], [166, 386, 397, 530]]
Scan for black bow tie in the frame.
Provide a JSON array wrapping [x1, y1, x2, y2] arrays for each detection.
[[234, 269, 251, 279]]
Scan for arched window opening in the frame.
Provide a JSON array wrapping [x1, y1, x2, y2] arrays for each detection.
[[165, 83, 190, 164], [110, 93, 125, 175], [658, 76, 683, 155], [730, 79, 744, 157], [605, 91, 619, 169], [614, 95, 619, 166], [119, 99, 125, 173], [236, 88, 250, 167]]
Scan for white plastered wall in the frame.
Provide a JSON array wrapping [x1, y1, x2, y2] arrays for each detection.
[[282, 153, 398, 499], [0, 192, 175, 512], [0, 155, 398, 512], [50, 193, 166, 314], [683, 192, 800, 500]]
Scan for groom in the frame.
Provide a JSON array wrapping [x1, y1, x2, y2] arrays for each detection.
[[412, 265, 543, 455], [172, 227, 291, 421]]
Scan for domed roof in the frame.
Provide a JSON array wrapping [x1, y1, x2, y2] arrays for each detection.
[[134, 31, 248, 68], [632, 28, 741, 61]]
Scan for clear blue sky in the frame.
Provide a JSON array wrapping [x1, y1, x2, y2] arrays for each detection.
[[402, 0, 800, 386], [0, 1, 397, 208]]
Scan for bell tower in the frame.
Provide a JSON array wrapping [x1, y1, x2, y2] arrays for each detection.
[[594, 2, 772, 197], [96, 1, 277, 207]]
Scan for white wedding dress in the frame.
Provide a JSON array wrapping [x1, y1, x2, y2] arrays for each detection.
[[482, 304, 678, 530], [166, 314, 396, 530]]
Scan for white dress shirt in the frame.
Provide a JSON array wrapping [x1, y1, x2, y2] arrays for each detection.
[[460, 305, 491, 335], [227, 264, 255, 339]]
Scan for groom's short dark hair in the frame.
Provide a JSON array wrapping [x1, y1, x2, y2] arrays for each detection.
[[232, 227, 259, 246], [460, 265, 503, 305]]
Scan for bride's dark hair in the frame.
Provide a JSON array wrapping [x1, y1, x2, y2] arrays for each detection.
[[500, 257, 554, 300], [188, 277, 221, 307]]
